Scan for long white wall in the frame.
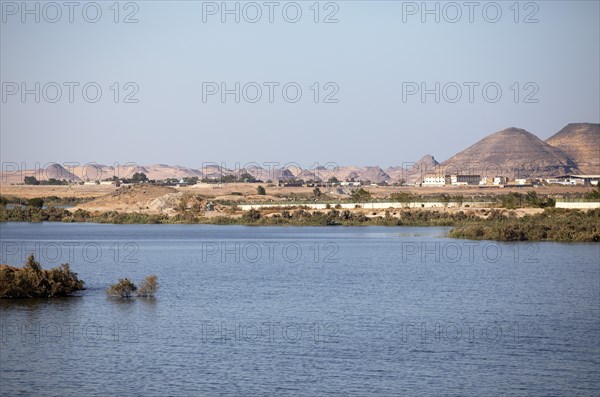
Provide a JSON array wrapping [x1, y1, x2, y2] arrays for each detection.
[[555, 202, 600, 209], [239, 202, 494, 211]]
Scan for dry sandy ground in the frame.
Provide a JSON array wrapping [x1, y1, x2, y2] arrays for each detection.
[[1, 183, 592, 199], [75, 185, 178, 213], [0, 183, 592, 216], [0, 184, 116, 199]]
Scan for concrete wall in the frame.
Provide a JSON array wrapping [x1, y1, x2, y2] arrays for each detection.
[[239, 202, 494, 211], [555, 202, 600, 209]]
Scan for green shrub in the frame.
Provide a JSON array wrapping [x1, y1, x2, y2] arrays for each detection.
[[449, 208, 600, 242], [137, 275, 159, 297], [107, 275, 160, 298], [0, 255, 84, 298], [107, 278, 137, 298], [27, 198, 44, 208], [242, 208, 261, 222]]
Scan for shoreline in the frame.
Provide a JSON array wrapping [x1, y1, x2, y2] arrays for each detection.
[[1, 206, 598, 243]]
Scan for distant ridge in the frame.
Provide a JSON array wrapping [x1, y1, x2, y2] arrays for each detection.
[[4, 123, 600, 184], [545, 123, 600, 175]]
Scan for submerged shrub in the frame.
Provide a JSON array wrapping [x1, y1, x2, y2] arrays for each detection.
[[107, 278, 137, 298], [0, 255, 84, 298], [137, 275, 159, 297], [107, 275, 160, 298]]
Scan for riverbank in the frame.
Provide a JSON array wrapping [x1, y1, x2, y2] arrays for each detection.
[[1, 206, 598, 242]]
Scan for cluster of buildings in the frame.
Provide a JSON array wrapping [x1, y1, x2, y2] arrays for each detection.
[[421, 174, 600, 187], [82, 180, 121, 187], [77, 174, 599, 189]]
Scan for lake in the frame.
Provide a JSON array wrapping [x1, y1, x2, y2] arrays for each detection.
[[1, 222, 599, 396]]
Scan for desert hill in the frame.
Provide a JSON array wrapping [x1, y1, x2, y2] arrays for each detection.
[[2, 124, 598, 185], [441, 127, 580, 178], [545, 123, 600, 174]]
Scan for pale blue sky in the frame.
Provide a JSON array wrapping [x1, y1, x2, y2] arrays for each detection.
[[1, 0, 599, 168]]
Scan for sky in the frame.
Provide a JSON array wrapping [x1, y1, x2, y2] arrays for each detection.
[[1, 0, 599, 169]]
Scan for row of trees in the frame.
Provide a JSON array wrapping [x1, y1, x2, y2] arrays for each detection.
[[24, 176, 69, 185], [21, 173, 351, 187]]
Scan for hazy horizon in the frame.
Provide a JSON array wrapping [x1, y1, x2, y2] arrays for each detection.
[[1, 122, 597, 171], [2, 1, 599, 167]]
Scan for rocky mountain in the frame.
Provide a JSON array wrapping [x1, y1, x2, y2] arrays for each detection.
[[399, 155, 441, 183], [320, 166, 391, 183], [545, 123, 600, 175], [141, 164, 202, 179], [441, 127, 580, 178], [4, 124, 598, 185], [43, 163, 81, 181], [357, 166, 391, 183]]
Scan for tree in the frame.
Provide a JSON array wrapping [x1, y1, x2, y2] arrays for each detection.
[[24, 176, 39, 185], [131, 172, 148, 183], [328, 177, 339, 184], [525, 191, 539, 206], [183, 177, 198, 185], [240, 172, 256, 183], [42, 178, 67, 186], [390, 192, 412, 203], [107, 278, 137, 298], [137, 275, 159, 297], [257, 185, 266, 195], [221, 175, 237, 183], [313, 187, 321, 197], [439, 193, 451, 207], [585, 186, 600, 200], [453, 194, 464, 206], [243, 208, 261, 222], [27, 198, 44, 208], [351, 188, 371, 202]]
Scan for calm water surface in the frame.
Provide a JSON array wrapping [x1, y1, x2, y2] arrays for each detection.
[[1, 222, 599, 396]]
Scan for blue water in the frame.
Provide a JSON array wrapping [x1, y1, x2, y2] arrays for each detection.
[[1, 222, 599, 396]]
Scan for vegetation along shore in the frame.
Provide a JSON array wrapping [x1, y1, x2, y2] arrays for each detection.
[[1, 201, 598, 242]]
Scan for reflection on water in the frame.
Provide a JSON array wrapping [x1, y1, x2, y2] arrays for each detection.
[[1, 222, 599, 396]]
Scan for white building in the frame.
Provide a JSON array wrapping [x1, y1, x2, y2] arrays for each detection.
[[493, 176, 508, 186], [422, 174, 450, 186], [570, 175, 600, 186], [340, 181, 361, 187], [546, 177, 584, 185], [450, 174, 480, 186], [514, 178, 532, 185]]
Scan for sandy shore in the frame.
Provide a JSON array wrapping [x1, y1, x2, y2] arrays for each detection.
[[0, 183, 592, 218]]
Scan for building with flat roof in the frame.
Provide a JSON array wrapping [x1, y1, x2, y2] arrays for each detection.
[[450, 174, 481, 186], [422, 174, 450, 187]]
